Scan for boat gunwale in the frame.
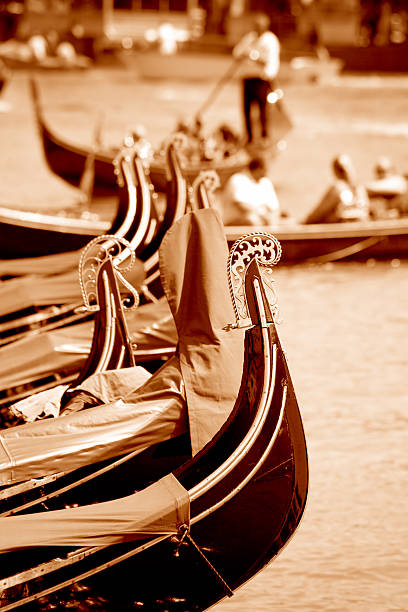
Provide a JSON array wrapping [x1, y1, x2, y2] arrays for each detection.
[[226, 217, 408, 242]]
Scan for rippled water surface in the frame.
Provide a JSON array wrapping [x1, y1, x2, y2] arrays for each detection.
[[217, 260, 408, 612]]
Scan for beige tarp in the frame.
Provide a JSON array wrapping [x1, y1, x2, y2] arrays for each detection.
[[0, 249, 81, 277], [160, 208, 244, 453], [0, 208, 244, 484], [0, 298, 177, 390], [0, 473, 189, 552], [0, 262, 145, 316], [0, 357, 187, 485]]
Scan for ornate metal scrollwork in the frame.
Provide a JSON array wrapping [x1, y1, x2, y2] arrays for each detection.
[[193, 169, 220, 194], [113, 132, 153, 187], [189, 169, 220, 210], [79, 235, 139, 312], [227, 232, 282, 328]]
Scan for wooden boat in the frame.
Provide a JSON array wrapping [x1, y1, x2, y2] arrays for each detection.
[[0, 39, 91, 70], [0, 214, 308, 611], [0, 140, 189, 348], [0, 148, 151, 343], [0, 141, 152, 259], [30, 77, 249, 195], [327, 40, 408, 73], [0, 204, 111, 258], [226, 216, 408, 263], [0, 167, 214, 407]]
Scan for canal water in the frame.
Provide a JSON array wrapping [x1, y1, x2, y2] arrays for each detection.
[[1, 66, 407, 611], [217, 258, 408, 612]]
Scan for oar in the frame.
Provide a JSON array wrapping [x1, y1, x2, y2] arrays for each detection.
[[193, 57, 243, 123]]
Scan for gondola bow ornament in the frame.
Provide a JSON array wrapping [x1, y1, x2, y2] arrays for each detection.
[[78, 235, 139, 312], [227, 232, 282, 328]]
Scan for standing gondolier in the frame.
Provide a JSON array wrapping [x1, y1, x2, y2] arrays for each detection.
[[233, 13, 280, 145]]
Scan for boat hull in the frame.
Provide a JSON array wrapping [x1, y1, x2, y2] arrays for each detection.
[[30, 78, 248, 195], [0, 208, 108, 258], [0, 325, 308, 612], [40, 129, 247, 194], [226, 218, 408, 263]]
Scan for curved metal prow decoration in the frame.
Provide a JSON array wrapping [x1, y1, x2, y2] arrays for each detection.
[[67, 235, 139, 389], [78, 234, 139, 311], [190, 170, 220, 211], [139, 139, 189, 302], [227, 232, 282, 328], [164, 138, 188, 226], [111, 146, 155, 261]]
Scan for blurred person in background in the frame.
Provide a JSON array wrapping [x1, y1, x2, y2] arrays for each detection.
[[232, 12, 280, 146], [304, 154, 370, 224], [366, 155, 408, 218], [220, 156, 280, 226]]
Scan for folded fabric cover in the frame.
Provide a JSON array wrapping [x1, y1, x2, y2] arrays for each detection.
[[0, 358, 186, 485], [0, 249, 82, 277], [0, 298, 177, 390], [0, 262, 145, 317], [0, 473, 189, 552], [160, 208, 244, 453]]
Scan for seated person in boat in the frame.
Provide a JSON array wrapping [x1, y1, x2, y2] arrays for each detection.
[[366, 156, 408, 219], [220, 156, 280, 226], [304, 154, 370, 224]]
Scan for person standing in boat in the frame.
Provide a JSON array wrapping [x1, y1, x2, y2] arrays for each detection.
[[220, 156, 280, 226], [232, 13, 280, 146], [304, 154, 370, 224]]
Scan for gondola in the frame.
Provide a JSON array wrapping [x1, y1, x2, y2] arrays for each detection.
[[0, 143, 145, 259], [226, 216, 408, 263], [0, 140, 189, 346], [0, 165, 213, 407], [0, 208, 308, 611], [30, 77, 249, 195]]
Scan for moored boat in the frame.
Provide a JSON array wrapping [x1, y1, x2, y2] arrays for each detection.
[[0, 208, 308, 611], [0, 142, 148, 259], [0, 140, 190, 349], [30, 77, 250, 195], [0, 163, 211, 405]]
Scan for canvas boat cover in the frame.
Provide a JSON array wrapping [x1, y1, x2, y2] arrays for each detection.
[[0, 473, 189, 552], [0, 249, 82, 277], [0, 298, 177, 390], [0, 208, 244, 484], [0, 260, 145, 317]]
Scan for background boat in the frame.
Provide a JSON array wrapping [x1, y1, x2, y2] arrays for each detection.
[[30, 77, 250, 195], [226, 217, 408, 264]]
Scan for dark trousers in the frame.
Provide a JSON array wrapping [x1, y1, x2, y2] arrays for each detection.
[[242, 77, 271, 142]]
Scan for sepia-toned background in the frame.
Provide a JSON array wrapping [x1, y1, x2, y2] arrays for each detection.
[[1, 0, 408, 609]]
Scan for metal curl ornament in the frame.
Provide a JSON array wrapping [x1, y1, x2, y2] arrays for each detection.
[[227, 232, 282, 328], [79, 235, 139, 312], [193, 169, 220, 194], [190, 169, 220, 210]]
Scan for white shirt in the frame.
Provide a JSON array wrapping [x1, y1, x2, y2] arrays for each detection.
[[233, 30, 280, 80], [222, 171, 280, 226]]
